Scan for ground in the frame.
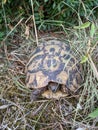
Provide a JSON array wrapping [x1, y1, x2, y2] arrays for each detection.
[[0, 27, 98, 130]]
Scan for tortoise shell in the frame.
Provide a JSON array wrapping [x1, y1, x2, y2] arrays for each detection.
[[26, 40, 82, 92]]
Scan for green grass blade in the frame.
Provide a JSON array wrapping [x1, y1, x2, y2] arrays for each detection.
[[74, 22, 90, 29], [88, 108, 98, 118]]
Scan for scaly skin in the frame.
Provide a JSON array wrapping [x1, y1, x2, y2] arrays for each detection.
[[31, 87, 46, 101]]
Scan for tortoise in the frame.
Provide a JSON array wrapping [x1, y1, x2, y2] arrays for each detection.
[[26, 40, 83, 100]]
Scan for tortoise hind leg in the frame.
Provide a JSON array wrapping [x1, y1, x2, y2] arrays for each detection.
[[31, 87, 45, 101]]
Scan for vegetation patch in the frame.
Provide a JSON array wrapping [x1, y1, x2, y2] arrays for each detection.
[[0, 0, 98, 129]]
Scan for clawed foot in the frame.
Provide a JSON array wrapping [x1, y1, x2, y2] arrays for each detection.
[[30, 87, 45, 101]]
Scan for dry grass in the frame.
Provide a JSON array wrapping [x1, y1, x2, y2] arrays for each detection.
[[0, 21, 98, 130]]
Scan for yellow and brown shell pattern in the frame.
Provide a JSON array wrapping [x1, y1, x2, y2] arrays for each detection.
[[26, 40, 82, 92]]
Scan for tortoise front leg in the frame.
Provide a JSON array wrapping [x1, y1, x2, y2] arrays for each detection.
[[31, 87, 45, 101]]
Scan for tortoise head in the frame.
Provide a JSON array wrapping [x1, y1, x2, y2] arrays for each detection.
[[48, 82, 60, 93]]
